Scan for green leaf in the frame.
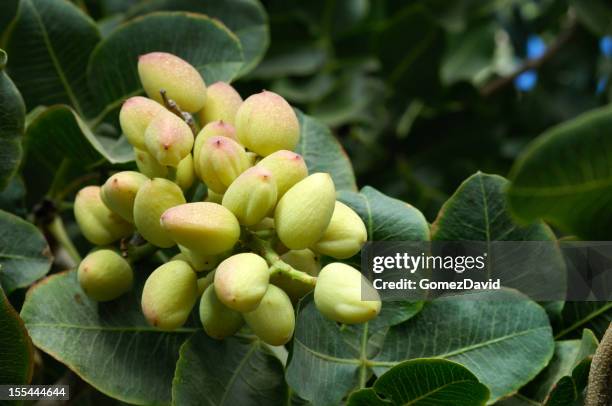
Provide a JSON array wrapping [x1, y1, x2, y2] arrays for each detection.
[[0, 49, 25, 190], [569, 0, 612, 36], [348, 359, 489, 406], [87, 12, 243, 125], [125, 0, 269, 76], [432, 172, 566, 300], [286, 295, 422, 406], [172, 331, 287, 405], [0, 0, 19, 38], [339, 186, 430, 241], [22, 105, 133, 206], [507, 105, 612, 240], [4, 0, 100, 116], [555, 301, 612, 339], [373, 4, 443, 97], [249, 46, 327, 80], [295, 110, 357, 191], [0, 286, 34, 385], [441, 22, 496, 85], [521, 329, 598, 402], [20, 269, 198, 405], [310, 72, 386, 128], [543, 376, 576, 406], [372, 289, 555, 403], [0, 209, 52, 294]]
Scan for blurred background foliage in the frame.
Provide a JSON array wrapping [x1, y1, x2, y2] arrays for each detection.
[[238, 0, 610, 221], [5, 0, 611, 220]]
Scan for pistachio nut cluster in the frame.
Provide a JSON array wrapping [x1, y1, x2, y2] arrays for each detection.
[[73, 52, 381, 345]]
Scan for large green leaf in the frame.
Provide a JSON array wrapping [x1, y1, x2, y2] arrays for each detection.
[[339, 186, 430, 241], [372, 289, 554, 403], [295, 110, 357, 191], [0, 209, 52, 293], [87, 12, 243, 125], [555, 301, 612, 339], [4, 0, 100, 116], [20, 269, 197, 405], [521, 329, 598, 402], [0, 286, 34, 385], [0, 49, 24, 190], [507, 105, 612, 240], [172, 332, 287, 405], [432, 172, 566, 300], [285, 296, 422, 406], [125, 0, 269, 76], [348, 359, 489, 406], [22, 105, 133, 206]]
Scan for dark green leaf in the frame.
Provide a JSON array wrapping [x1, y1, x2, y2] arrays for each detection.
[[0, 209, 52, 293], [4, 0, 100, 116], [432, 172, 566, 300], [20, 269, 197, 405], [348, 359, 489, 406], [286, 295, 422, 406], [126, 0, 269, 76], [310, 72, 386, 128], [249, 46, 327, 79], [172, 331, 287, 406], [0, 286, 34, 385], [521, 329, 598, 402], [339, 186, 430, 241], [372, 289, 554, 403], [22, 105, 133, 206], [441, 22, 496, 85], [555, 301, 612, 339], [508, 105, 612, 240], [87, 12, 243, 125], [0, 49, 25, 190], [0, 0, 19, 39], [543, 376, 577, 406], [295, 110, 357, 191], [569, 0, 612, 36], [373, 4, 443, 97]]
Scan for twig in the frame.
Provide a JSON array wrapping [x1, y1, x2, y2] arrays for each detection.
[[245, 231, 317, 287], [586, 323, 612, 406], [480, 15, 577, 97], [159, 90, 198, 136]]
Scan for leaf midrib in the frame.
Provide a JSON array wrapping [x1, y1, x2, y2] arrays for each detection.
[[219, 341, 259, 406], [401, 379, 479, 405], [26, 0, 84, 115], [294, 325, 549, 367], [373, 326, 550, 367], [510, 176, 612, 196]]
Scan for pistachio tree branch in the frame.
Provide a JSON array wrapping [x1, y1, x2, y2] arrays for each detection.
[[245, 231, 317, 287], [586, 323, 612, 406], [159, 89, 198, 136], [120, 234, 158, 264], [480, 13, 577, 97]]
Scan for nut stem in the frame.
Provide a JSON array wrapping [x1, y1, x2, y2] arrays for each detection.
[[245, 230, 317, 287]]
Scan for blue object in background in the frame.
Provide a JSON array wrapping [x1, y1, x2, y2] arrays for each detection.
[[600, 36, 612, 58], [515, 70, 538, 92], [527, 35, 546, 59], [597, 76, 608, 94]]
